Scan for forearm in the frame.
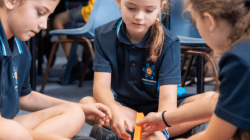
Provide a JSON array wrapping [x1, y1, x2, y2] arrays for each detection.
[[158, 85, 178, 112], [93, 84, 120, 115], [158, 100, 177, 112], [163, 95, 215, 126], [20, 91, 71, 112]]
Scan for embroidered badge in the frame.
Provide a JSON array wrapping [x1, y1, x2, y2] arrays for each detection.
[[142, 63, 156, 85], [12, 67, 18, 92]]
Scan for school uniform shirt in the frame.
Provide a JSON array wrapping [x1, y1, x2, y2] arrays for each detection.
[[0, 20, 32, 119], [93, 18, 181, 110], [215, 39, 250, 130]]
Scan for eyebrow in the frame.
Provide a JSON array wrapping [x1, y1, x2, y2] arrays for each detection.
[[40, 5, 51, 13], [125, 2, 157, 8]]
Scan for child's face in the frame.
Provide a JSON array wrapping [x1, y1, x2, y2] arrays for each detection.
[[188, 6, 230, 55], [6, 0, 59, 41], [116, 0, 163, 38]]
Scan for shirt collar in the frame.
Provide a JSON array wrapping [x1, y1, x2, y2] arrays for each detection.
[[116, 19, 152, 48], [0, 20, 23, 57]]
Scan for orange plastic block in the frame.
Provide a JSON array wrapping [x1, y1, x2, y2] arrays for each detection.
[[133, 112, 144, 140]]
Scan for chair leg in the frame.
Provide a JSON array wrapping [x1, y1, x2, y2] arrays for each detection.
[[40, 39, 79, 92], [40, 41, 60, 93], [184, 50, 219, 92], [78, 37, 94, 87], [181, 55, 194, 87], [181, 54, 188, 76]]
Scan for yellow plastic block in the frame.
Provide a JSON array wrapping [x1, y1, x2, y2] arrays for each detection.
[[133, 112, 144, 140]]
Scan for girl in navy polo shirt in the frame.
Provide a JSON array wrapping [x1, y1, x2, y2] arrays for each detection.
[[80, 0, 219, 139], [0, 0, 111, 139], [137, 0, 250, 139]]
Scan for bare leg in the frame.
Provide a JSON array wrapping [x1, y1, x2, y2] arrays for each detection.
[[0, 117, 33, 140], [53, 10, 72, 57], [14, 103, 85, 139]]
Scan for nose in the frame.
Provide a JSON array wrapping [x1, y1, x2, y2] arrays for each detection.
[[39, 17, 48, 30], [135, 10, 143, 21]]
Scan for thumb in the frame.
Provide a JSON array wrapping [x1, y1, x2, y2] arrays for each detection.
[[136, 118, 147, 126]]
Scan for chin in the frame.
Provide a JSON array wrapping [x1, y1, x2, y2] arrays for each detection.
[[17, 35, 33, 41]]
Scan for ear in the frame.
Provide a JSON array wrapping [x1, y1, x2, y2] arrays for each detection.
[[161, 1, 167, 9], [116, 0, 121, 10], [3, 0, 16, 10], [203, 12, 217, 33]]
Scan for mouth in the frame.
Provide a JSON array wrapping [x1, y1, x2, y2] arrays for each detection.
[[31, 30, 39, 34], [133, 23, 143, 26]]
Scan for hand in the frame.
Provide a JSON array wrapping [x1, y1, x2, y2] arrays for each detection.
[[136, 112, 167, 136], [110, 112, 133, 140], [79, 103, 112, 127]]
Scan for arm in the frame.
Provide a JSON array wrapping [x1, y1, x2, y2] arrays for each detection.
[[177, 114, 237, 140], [20, 91, 111, 125], [93, 72, 133, 139], [20, 90, 69, 111], [158, 84, 177, 112]]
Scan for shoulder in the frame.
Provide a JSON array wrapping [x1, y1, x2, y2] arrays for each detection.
[[162, 25, 180, 45], [220, 39, 250, 70], [95, 18, 122, 36]]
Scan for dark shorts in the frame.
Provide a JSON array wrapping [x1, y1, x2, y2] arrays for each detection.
[[114, 93, 196, 115], [68, 6, 86, 23]]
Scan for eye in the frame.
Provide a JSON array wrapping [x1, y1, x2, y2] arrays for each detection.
[[146, 9, 154, 13], [127, 7, 136, 11], [37, 11, 44, 16]]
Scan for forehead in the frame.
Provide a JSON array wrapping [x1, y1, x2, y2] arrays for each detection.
[[122, 0, 162, 6], [19, 0, 59, 13]]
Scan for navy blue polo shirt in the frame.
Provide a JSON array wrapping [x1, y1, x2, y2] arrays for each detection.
[[215, 39, 250, 130], [0, 20, 32, 119], [93, 18, 181, 110]]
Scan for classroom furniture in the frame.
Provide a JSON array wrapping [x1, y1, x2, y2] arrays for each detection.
[[40, 0, 121, 93], [164, 0, 218, 93]]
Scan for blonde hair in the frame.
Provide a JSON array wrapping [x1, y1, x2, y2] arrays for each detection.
[[148, 0, 169, 62]]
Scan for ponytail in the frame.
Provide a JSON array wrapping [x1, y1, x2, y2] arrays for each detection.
[[148, 19, 165, 62]]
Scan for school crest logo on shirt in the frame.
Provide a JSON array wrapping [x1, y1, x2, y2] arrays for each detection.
[[12, 67, 18, 92], [142, 63, 156, 85]]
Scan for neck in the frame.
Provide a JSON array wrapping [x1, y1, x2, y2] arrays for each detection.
[[126, 28, 148, 44], [0, 8, 14, 40]]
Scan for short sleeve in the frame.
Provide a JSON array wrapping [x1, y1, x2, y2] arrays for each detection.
[[215, 55, 250, 129], [92, 29, 112, 73], [158, 39, 181, 86], [20, 61, 32, 96]]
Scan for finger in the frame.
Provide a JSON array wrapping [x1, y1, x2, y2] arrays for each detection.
[[112, 125, 123, 139], [142, 131, 153, 136], [136, 118, 148, 126], [124, 119, 133, 132], [96, 103, 112, 119], [98, 119, 105, 127], [117, 123, 131, 139], [92, 106, 106, 118]]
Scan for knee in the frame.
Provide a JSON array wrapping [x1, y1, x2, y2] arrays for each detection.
[[79, 96, 96, 104], [147, 132, 166, 140], [0, 119, 32, 140], [208, 92, 219, 109], [202, 91, 218, 99], [64, 103, 85, 129]]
